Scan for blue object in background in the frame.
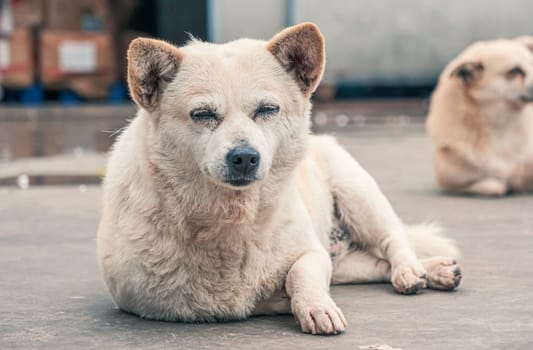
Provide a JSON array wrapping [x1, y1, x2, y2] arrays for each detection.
[[19, 83, 45, 106], [108, 82, 128, 104], [81, 11, 104, 32], [58, 90, 82, 106]]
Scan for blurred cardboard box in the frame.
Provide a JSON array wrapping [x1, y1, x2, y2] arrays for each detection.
[[0, 29, 35, 88], [13, 0, 44, 28], [40, 30, 117, 98], [45, 0, 113, 32]]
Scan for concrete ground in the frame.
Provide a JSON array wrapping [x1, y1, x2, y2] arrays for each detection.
[[1, 124, 532, 349]]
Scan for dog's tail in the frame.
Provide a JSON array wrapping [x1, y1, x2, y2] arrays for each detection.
[[406, 222, 460, 260]]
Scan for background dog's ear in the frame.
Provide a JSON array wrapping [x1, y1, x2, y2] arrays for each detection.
[[515, 36, 533, 54], [127, 38, 182, 112], [450, 62, 484, 86], [267, 22, 325, 96]]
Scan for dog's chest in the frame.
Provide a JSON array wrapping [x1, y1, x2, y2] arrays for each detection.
[[484, 124, 527, 174], [191, 240, 285, 317], [142, 219, 288, 320]]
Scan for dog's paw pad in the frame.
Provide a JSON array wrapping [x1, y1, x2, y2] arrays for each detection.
[[293, 296, 347, 335], [391, 262, 428, 295], [422, 257, 462, 290]]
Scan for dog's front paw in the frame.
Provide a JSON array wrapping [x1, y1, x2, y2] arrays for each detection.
[[391, 261, 427, 295], [422, 257, 462, 290], [291, 293, 347, 335]]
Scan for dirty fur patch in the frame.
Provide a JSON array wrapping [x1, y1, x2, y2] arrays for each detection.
[[329, 199, 358, 259]]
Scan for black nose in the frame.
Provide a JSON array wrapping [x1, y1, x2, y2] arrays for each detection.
[[226, 147, 260, 178]]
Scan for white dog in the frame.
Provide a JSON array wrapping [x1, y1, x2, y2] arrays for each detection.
[[98, 23, 462, 335]]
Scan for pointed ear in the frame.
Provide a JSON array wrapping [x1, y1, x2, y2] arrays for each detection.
[[515, 36, 533, 54], [127, 38, 182, 112], [450, 62, 484, 86], [267, 22, 325, 96]]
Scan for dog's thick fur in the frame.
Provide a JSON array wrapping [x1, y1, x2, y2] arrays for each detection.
[[98, 23, 461, 335], [427, 37, 533, 196]]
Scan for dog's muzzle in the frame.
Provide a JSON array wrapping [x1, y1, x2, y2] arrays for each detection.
[[520, 85, 533, 103], [225, 146, 260, 187]]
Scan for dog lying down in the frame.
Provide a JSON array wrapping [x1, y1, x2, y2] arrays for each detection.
[[427, 37, 533, 196], [97, 23, 462, 335]]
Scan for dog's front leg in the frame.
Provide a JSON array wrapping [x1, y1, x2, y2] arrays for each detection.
[[347, 182, 428, 294], [315, 137, 427, 294], [285, 250, 347, 335]]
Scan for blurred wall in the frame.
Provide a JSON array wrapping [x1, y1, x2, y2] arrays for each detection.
[[294, 0, 533, 85], [210, 0, 533, 85], [209, 0, 285, 42]]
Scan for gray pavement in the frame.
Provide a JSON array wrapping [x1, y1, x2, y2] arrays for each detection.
[[1, 124, 532, 349]]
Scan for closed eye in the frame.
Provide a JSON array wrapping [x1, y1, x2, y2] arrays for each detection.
[[254, 103, 280, 119], [190, 108, 218, 121], [506, 66, 526, 79]]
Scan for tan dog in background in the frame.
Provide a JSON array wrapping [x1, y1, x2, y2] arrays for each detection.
[[98, 23, 462, 335], [427, 37, 533, 196]]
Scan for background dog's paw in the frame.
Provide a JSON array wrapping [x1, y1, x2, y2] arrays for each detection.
[[291, 294, 347, 335], [391, 261, 427, 295], [466, 178, 508, 197], [421, 257, 462, 290]]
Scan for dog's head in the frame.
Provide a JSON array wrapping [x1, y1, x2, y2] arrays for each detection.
[[448, 38, 533, 109], [127, 23, 325, 189]]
